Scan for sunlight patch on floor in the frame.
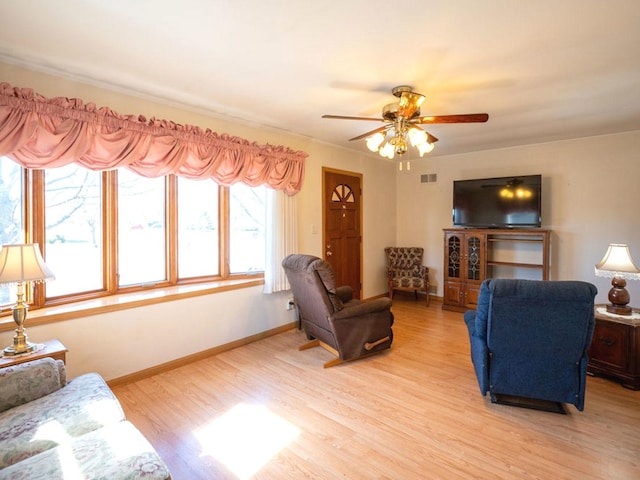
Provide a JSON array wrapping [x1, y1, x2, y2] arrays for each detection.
[[194, 403, 300, 479]]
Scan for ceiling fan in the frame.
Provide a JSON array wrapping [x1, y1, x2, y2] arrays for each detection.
[[322, 85, 489, 158]]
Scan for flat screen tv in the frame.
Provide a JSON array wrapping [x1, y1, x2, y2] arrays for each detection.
[[452, 174, 542, 228]]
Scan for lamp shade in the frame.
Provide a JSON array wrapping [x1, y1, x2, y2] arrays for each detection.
[[417, 141, 435, 157], [379, 142, 395, 159], [594, 244, 640, 280], [365, 132, 385, 152], [0, 244, 55, 286], [408, 127, 428, 147]]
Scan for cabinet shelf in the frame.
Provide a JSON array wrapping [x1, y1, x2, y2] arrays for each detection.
[[487, 237, 544, 244], [487, 261, 544, 269]]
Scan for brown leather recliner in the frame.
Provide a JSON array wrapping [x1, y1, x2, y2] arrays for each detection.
[[282, 254, 394, 367]]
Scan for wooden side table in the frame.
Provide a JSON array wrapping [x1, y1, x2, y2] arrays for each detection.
[[587, 305, 640, 390], [0, 338, 68, 368]]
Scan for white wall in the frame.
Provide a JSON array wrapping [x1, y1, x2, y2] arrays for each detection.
[[395, 130, 640, 305], [5, 60, 637, 381], [0, 286, 294, 380], [0, 62, 397, 380]]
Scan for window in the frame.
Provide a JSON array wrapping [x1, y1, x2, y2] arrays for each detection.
[[177, 177, 219, 279], [229, 184, 266, 274], [117, 170, 167, 287], [44, 164, 103, 297], [0, 158, 23, 305], [0, 157, 265, 311]]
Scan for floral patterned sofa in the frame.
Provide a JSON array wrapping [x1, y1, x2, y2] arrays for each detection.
[[0, 357, 171, 479]]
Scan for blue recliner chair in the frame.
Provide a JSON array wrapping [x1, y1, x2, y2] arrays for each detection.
[[464, 279, 597, 412]]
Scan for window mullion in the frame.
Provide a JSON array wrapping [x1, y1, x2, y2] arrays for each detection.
[[220, 186, 229, 278], [104, 170, 118, 293], [167, 175, 178, 284], [30, 169, 46, 307]]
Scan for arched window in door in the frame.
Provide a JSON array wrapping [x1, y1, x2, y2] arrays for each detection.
[[331, 184, 355, 203]]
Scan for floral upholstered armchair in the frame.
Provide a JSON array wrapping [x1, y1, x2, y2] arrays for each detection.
[[385, 247, 430, 306]]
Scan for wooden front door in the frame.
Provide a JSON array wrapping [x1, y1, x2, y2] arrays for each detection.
[[323, 168, 362, 299]]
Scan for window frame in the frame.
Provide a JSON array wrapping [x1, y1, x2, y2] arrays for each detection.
[[2, 164, 264, 316]]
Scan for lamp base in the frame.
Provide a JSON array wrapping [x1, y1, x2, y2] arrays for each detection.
[[606, 304, 633, 316], [607, 277, 633, 316], [3, 340, 37, 356]]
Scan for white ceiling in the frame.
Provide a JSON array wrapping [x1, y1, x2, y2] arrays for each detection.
[[1, 0, 639, 157]]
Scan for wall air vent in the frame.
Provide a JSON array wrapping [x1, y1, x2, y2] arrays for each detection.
[[421, 173, 438, 183]]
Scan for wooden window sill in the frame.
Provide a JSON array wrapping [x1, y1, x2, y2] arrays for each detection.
[[0, 278, 264, 332]]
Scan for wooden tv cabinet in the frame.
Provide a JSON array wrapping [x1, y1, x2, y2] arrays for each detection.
[[442, 228, 550, 312]]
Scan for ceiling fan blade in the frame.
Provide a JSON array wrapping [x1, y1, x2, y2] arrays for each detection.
[[348, 125, 390, 141], [322, 114, 385, 121], [397, 91, 425, 119], [416, 113, 489, 124]]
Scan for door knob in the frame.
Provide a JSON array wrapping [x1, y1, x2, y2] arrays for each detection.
[[326, 251, 333, 256]]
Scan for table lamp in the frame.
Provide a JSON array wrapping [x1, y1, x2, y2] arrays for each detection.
[[0, 244, 55, 356], [594, 243, 640, 316]]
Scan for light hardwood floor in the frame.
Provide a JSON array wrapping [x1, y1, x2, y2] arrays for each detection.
[[112, 297, 640, 480]]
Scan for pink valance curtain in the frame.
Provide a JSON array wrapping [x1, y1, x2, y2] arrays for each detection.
[[0, 83, 306, 195]]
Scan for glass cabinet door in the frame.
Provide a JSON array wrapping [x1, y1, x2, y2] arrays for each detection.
[[466, 236, 482, 281], [447, 235, 462, 279]]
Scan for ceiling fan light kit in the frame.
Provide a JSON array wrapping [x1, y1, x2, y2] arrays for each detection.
[[322, 85, 488, 167]]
